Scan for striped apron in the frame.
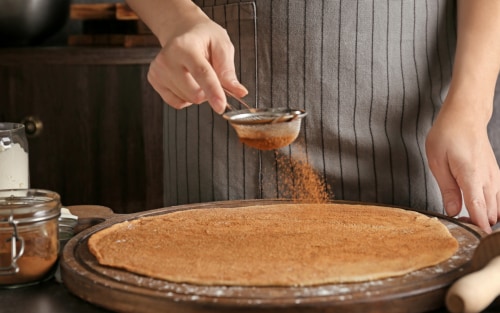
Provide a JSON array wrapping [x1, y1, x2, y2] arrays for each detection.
[[163, 0, 457, 214]]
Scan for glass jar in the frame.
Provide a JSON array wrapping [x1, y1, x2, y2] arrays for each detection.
[[0, 189, 60, 287], [0, 123, 29, 189]]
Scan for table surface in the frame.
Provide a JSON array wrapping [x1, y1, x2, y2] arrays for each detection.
[[0, 277, 110, 313], [1, 207, 498, 313], [1, 275, 499, 313]]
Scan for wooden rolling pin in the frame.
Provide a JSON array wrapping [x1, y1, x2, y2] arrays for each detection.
[[446, 230, 500, 313]]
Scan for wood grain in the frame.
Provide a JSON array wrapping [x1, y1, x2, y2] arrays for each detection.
[[61, 199, 484, 313], [70, 3, 139, 21], [70, 4, 117, 20], [115, 3, 139, 20], [0, 47, 164, 213]]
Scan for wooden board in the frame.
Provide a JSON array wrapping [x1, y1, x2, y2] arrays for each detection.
[[60, 200, 483, 313], [70, 3, 138, 20]]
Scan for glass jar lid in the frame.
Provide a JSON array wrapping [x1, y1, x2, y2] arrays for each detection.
[[0, 189, 61, 225]]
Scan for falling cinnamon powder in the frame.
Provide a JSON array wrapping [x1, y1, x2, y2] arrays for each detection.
[[274, 149, 332, 203]]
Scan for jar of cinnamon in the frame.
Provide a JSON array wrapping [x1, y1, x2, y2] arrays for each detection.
[[0, 189, 60, 287]]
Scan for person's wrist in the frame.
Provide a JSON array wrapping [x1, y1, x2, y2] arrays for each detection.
[[152, 1, 209, 47], [443, 83, 495, 125]]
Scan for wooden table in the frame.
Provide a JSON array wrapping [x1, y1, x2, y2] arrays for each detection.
[[1, 276, 499, 313], [2, 204, 499, 313], [61, 200, 500, 313]]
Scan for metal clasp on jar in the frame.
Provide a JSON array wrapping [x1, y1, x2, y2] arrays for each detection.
[[0, 215, 25, 275]]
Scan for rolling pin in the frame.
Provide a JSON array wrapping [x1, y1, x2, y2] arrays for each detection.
[[446, 230, 500, 313]]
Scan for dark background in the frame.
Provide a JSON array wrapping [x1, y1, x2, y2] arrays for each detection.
[[43, 0, 124, 46]]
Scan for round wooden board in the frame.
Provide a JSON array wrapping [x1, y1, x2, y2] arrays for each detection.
[[60, 200, 483, 313]]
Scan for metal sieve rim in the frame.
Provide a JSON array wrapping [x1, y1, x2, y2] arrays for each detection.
[[222, 108, 307, 125]]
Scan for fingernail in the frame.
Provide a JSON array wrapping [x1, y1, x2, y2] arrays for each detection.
[[445, 201, 459, 216], [485, 225, 493, 234], [211, 96, 226, 115], [231, 80, 248, 93]]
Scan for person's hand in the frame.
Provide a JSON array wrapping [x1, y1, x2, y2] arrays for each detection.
[[147, 10, 247, 114], [426, 101, 500, 233]]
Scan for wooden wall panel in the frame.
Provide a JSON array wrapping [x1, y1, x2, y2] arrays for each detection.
[[0, 47, 163, 213]]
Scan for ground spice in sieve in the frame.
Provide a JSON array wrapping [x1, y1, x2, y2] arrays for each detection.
[[240, 134, 298, 151]]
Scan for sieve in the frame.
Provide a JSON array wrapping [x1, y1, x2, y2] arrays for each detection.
[[223, 89, 307, 150]]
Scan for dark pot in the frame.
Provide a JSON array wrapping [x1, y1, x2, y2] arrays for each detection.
[[0, 0, 70, 46]]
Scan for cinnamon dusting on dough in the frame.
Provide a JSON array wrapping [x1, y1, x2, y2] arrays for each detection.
[[88, 203, 458, 286]]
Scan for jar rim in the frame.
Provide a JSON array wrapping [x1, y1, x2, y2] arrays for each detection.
[[0, 189, 61, 224], [0, 122, 25, 133]]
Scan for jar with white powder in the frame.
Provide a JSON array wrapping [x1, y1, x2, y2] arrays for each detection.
[[0, 123, 29, 189]]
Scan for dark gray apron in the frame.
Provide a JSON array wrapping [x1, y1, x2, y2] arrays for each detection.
[[163, 0, 457, 214]]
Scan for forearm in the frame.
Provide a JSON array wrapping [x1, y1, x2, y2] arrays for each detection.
[[445, 0, 500, 122], [126, 0, 209, 46]]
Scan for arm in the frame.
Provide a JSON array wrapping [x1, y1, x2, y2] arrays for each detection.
[[126, 0, 247, 114], [426, 0, 500, 232]]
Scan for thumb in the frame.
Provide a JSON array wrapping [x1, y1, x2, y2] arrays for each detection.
[[428, 159, 463, 217]]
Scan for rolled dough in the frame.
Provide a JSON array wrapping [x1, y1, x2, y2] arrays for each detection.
[[88, 203, 458, 286]]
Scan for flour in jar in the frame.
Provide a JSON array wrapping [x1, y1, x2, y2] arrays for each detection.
[[0, 142, 29, 189]]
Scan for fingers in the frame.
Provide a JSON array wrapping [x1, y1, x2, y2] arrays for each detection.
[[427, 148, 497, 233], [211, 35, 248, 99], [450, 162, 500, 233], [182, 32, 249, 113], [146, 21, 247, 114], [483, 184, 499, 225], [436, 171, 495, 233], [150, 46, 243, 114], [497, 191, 500, 221], [461, 184, 493, 233], [183, 50, 227, 114], [148, 49, 208, 105], [427, 156, 463, 217], [463, 149, 500, 232], [426, 113, 500, 233]]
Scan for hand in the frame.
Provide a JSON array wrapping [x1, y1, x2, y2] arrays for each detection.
[[426, 102, 500, 233], [147, 10, 247, 114]]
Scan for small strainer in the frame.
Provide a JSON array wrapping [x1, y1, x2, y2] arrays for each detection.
[[223, 108, 307, 150]]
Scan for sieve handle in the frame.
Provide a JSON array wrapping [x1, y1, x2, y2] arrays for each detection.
[[223, 87, 252, 110]]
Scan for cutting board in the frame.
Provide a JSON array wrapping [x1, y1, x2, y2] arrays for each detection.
[[60, 200, 483, 313]]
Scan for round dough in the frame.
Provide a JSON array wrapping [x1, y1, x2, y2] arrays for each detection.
[[88, 203, 458, 286]]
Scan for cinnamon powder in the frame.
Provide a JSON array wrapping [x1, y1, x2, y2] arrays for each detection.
[[0, 221, 59, 285], [274, 148, 332, 203], [240, 134, 297, 151]]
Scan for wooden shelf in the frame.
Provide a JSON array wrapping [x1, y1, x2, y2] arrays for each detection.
[[0, 46, 160, 66]]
